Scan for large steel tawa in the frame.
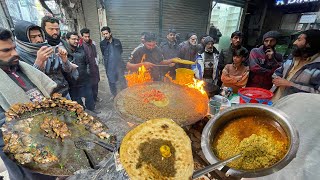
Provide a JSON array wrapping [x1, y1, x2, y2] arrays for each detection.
[[114, 82, 209, 126]]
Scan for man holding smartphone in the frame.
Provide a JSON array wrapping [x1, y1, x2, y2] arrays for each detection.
[[14, 20, 73, 98], [247, 31, 283, 90]]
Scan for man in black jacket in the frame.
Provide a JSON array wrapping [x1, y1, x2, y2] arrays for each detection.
[[62, 32, 95, 111], [100, 26, 126, 99]]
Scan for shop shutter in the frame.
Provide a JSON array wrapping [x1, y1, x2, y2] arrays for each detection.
[[161, 0, 211, 42], [105, 0, 160, 62]]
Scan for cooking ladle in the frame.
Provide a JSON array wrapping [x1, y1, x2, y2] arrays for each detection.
[[192, 154, 241, 179]]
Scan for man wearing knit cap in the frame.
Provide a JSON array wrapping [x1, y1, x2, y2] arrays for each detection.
[[178, 32, 198, 69], [247, 31, 283, 89], [192, 36, 220, 97], [271, 29, 320, 101]]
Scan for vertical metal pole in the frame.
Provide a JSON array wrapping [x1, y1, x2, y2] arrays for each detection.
[[239, 0, 249, 31], [159, 0, 163, 44], [206, 0, 214, 34]]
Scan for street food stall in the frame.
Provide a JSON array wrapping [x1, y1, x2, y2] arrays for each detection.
[[1, 62, 301, 180]]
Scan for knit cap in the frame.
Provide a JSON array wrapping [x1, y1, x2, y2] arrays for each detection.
[[203, 36, 214, 45], [262, 31, 280, 42]]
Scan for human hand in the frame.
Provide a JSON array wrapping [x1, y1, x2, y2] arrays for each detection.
[[36, 46, 53, 63], [236, 76, 242, 82], [272, 77, 293, 87], [168, 63, 175, 67], [142, 62, 155, 69], [265, 48, 274, 60], [70, 62, 78, 70], [57, 47, 68, 62]]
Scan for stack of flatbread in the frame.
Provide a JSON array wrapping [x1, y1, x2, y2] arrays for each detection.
[[120, 118, 194, 179]]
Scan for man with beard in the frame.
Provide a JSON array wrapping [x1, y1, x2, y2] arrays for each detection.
[[0, 27, 57, 180], [247, 31, 283, 89], [14, 20, 73, 98], [127, 32, 174, 81], [160, 28, 179, 77], [271, 29, 320, 101], [178, 32, 198, 69], [41, 16, 63, 46], [62, 32, 95, 111], [79, 28, 100, 102], [100, 26, 126, 99], [192, 36, 220, 97]]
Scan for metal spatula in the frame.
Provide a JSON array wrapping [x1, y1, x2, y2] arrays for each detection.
[[74, 140, 99, 169], [79, 137, 116, 152], [192, 154, 241, 179]]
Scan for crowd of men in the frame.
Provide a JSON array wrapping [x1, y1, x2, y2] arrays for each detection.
[[121, 28, 320, 100], [0, 15, 320, 179]]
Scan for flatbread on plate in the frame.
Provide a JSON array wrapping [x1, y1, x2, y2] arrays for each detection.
[[120, 118, 194, 180]]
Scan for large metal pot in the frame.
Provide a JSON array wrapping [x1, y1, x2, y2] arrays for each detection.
[[201, 104, 299, 178]]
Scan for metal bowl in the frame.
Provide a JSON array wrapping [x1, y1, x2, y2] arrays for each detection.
[[201, 104, 299, 178]]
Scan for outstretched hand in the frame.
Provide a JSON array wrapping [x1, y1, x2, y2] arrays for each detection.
[[142, 62, 155, 69]]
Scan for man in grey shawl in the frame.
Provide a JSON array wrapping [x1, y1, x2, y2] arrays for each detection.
[[14, 20, 75, 98], [0, 27, 58, 180]]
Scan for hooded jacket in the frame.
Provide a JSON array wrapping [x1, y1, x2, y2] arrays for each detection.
[[14, 20, 72, 97]]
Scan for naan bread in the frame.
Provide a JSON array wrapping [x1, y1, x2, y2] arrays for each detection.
[[120, 118, 194, 180]]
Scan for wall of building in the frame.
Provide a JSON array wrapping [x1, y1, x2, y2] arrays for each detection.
[[81, 0, 102, 58], [210, 3, 243, 50]]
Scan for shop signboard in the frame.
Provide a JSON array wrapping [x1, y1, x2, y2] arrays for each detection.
[[275, 0, 320, 6]]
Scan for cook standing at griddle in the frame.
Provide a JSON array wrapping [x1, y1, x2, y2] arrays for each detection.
[[126, 32, 174, 81]]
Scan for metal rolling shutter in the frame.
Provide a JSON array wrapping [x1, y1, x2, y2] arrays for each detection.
[[105, 0, 160, 62], [161, 0, 211, 42], [81, 0, 102, 59]]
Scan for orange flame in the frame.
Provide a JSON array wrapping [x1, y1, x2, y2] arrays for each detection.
[[125, 52, 206, 94], [164, 72, 206, 95], [125, 65, 152, 87], [186, 79, 206, 95]]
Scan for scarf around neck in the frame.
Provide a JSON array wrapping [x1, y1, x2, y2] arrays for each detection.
[[16, 39, 60, 74], [45, 31, 61, 46]]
